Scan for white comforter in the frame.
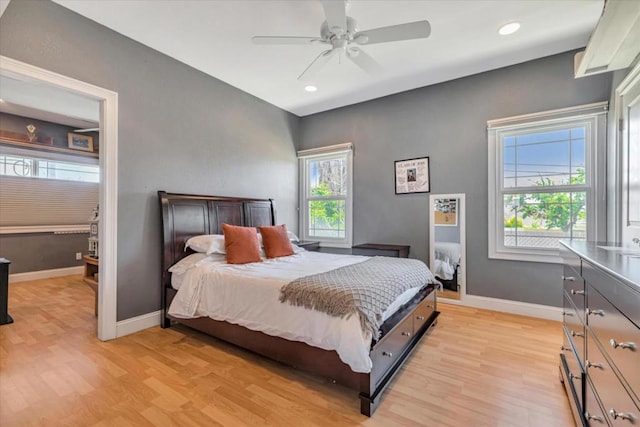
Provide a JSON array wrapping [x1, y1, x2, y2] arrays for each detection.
[[168, 251, 421, 373]]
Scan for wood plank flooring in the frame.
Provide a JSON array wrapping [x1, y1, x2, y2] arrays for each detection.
[[0, 275, 574, 426]]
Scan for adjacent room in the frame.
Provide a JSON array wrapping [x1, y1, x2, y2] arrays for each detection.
[[1, 0, 638, 425]]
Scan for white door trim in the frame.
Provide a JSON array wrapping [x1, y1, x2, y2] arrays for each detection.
[[0, 55, 118, 340], [615, 61, 640, 243]]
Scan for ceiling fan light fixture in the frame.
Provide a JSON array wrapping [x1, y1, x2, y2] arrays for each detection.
[[304, 85, 318, 92], [498, 22, 521, 36]]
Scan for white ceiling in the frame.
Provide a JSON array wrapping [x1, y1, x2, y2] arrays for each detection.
[[37, 1, 604, 117], [0, 73, 100, 127]]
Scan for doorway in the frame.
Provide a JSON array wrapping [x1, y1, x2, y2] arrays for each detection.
[[0, 56, 118, 340]]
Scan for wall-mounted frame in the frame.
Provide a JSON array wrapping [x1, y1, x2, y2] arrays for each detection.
[[395, 156, 430, 194], [68, 133, 94, 152]]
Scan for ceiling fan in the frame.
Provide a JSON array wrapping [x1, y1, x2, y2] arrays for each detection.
[[252, 0, 431, 82]]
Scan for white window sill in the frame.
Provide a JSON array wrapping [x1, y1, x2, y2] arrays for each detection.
[[488, 248, 563, 264], [0, 225, 90, 235]]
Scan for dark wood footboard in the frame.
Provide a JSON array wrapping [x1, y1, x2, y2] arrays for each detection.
[[166, 281, 439, 416], [360, 285, 438, 415]]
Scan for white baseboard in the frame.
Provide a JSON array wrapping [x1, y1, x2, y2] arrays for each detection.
[[440, 294, 563, 322], [116, 310, 161, 338], [9, 266, 84, 283]]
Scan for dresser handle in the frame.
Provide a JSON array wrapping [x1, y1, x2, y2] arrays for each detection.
[[610, 339, 636, 351], [569, 373, 581, 381], [416, 315, 425, 320], [562, 311, 574, 317], [561, 345, 571, 352], [382, 351, 393, 358], [586, 360, 604, 369], [401, 331, 412, 337], [571, 330, 584, 338], [585, 412, 604, 423], [562, 275, 576, 281], [570, 289, 584, 295], [586, 308, 605, 316], [609, 408, 634, 421]]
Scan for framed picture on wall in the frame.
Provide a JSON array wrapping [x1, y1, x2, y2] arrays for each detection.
[[67, 133, 94, 152], [395, 156, 430, 194]]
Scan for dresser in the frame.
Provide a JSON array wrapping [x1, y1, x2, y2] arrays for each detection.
[[352, 243, 410, 258], [560, 241, 639, 426], [294, 240, 320, 252]]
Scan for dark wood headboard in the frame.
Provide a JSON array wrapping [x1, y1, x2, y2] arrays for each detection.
[[158, 191, 277, 294]]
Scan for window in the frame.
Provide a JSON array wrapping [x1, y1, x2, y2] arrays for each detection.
[[0, 147, 99, 229], [488, 103, 606, 263], [0, 155, 99, 182], [298, 143, 353, 248]]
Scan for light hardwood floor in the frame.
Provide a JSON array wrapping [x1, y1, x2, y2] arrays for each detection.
[[0, 276, 573, 426]]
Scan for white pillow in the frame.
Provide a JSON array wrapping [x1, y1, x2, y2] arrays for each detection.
[[185, 234, 226, 254], [287, 231, 299, 242], [291, 243, 306, 253], [168, 253, 208, 274], [169, 252, 227, 274]]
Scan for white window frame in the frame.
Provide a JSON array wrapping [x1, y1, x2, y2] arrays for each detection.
[[0, 150, 99, 183], [298, 142, 353, 248], [488, 102, 607, 263]]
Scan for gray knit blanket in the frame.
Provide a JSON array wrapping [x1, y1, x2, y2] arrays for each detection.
[[279, 256, 437, 339]]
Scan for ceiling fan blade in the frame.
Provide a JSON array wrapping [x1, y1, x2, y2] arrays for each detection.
[[298, 49, 338, 81], [322, 0, 347, 32], [347, 48, 383, 77], [354, 20, 431, 45], [252, 36, 322, 45]]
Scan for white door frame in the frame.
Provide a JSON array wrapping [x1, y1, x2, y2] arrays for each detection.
[[0, 55, 118, 340], [615, 61, 640, 243]]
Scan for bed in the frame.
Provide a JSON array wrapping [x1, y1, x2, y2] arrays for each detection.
[[159, 191, 440, 416], [433, 242, 461, 291]]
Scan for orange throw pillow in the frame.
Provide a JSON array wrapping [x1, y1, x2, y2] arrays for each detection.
[[259, 225, 295, 258], [222, 224, 262, 265]]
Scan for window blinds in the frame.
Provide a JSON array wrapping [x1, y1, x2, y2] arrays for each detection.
[[0, 175, 98, 227]]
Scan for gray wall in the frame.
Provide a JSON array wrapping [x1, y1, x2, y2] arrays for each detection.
[[0, 0, 299, 320], [300, 51, 612, 307], [0, 233, 87, 273]]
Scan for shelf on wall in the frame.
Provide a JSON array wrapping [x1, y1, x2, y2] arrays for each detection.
[[0, 130, 99, 158]]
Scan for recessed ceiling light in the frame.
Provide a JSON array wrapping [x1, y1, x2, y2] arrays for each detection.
[[304, 85, 317, 92], [498, 22, 521, 36]]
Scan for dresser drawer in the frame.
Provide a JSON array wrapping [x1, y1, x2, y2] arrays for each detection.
[[584, 377, 609, 426], [371, 315, 413, 387], [587, 284, 639, 400], [583, 262, 640, 328], [586, 332, 639, 425], [564, 264, 586, 321], [413, 289, 436, 333], [565, 291, 586, 365], [563, 326, 585, 407]]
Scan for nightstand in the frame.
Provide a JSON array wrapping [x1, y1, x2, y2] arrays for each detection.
[[294, 241, 320, 252], [82, 255, 99, 316], [352, 243, 410, 258]]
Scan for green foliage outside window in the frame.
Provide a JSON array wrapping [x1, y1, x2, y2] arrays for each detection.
[[507, 168, 586, 232], [310, 183, 344, 233], [504, 216, 523, 228]]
